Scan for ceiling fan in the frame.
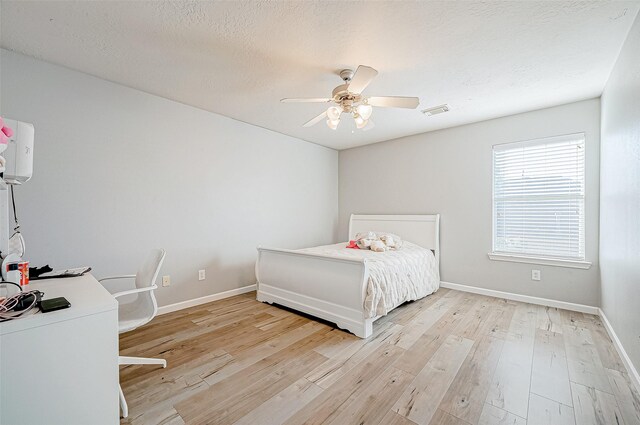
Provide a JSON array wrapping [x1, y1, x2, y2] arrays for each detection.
[[281, 65, 420, 131]]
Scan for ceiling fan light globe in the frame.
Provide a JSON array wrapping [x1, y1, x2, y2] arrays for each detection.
[[327, 106, 342, 121], [354, 114, 367, 129], [357, 104, 373, 120], [326, 118, 339, 130]]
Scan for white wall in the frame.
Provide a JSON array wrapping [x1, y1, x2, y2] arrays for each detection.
[[340, 99, 601, 306], [600, 15, 640, 371], [0, 49, 338, 307]]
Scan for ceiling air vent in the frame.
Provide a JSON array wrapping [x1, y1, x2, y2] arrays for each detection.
[[422, 104, 450, 116]]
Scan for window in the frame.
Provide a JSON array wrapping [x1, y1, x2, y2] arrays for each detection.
[[491, 133, 588, 267]]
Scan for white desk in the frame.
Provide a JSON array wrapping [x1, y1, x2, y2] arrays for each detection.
[[0, 275, 119, 425]]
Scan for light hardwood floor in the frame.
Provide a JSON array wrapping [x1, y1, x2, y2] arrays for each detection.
[[119, 288, 640, 425]]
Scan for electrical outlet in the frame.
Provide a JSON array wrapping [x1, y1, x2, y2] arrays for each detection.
[[531, 270, 541, 281], [198, 270, 206, 281], [162, 275, 171, 287]]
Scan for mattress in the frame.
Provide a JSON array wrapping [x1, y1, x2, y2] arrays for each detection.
[[298, 241, 440, 318]]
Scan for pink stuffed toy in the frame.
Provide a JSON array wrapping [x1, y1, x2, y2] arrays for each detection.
[[0, 117, 13, 148]]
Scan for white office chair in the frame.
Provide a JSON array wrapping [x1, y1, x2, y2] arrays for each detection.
[[99, 248, 167, 418]]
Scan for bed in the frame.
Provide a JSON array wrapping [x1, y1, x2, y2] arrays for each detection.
[[255, 214, 440, 338]]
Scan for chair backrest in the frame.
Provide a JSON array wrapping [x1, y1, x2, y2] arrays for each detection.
[[135, 248, 166, 290], [133, 249, 166, 323]]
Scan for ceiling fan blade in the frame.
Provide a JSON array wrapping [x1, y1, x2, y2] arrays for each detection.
[[347, 65, 378, 94], [281, 98, 332, 103], [303, 111, 328, 127], [367, 96, 420, 109]]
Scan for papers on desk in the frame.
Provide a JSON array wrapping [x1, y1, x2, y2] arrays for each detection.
[[34, 267, 92, 280]]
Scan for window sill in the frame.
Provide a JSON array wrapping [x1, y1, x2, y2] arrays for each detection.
[[487, 253, 592, 269]]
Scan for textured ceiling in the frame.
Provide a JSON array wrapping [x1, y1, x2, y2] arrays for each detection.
[[1, 1, 639, 150]]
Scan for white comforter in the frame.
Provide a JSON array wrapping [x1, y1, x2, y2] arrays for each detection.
[[298, 241, 439, 318]]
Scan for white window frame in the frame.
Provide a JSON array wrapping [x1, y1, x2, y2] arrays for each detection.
[[488, 133, 591, 269]]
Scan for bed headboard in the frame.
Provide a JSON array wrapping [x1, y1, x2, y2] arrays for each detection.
[[348, 214, 440, 263]]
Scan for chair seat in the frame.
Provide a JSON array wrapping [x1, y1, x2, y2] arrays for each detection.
[[118, 301, 152, 334]]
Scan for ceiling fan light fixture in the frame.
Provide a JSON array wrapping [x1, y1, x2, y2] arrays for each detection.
[[356, 104, 373, 120], [353, 114, 367, 129], [327, 106, 342, 121], [326, 118, 339, 130]]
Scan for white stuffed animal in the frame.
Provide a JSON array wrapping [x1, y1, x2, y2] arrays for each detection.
[[354, 231, 403, 252], [379, 233, 403, 250], [370, 240, 387, 252], [355, 231, 376, 250]]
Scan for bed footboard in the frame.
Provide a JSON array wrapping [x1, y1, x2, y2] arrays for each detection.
[[255, 247, 373, 338]]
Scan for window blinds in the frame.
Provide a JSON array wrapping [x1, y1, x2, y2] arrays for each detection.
[[493, 133, 585, 260]]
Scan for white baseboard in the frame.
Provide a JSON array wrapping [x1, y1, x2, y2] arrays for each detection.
[[440, 281, 599, 315], [598, 308, 640, 393], [157, 284, 256, 315]]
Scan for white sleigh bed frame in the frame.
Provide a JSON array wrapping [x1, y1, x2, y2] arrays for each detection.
[[255, 214, 440, 338]]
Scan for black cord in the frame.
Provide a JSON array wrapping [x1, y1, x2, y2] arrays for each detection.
[[0, 280, 23, 292], [10, 185, 19, 229], [0, 289, 43, 321]]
